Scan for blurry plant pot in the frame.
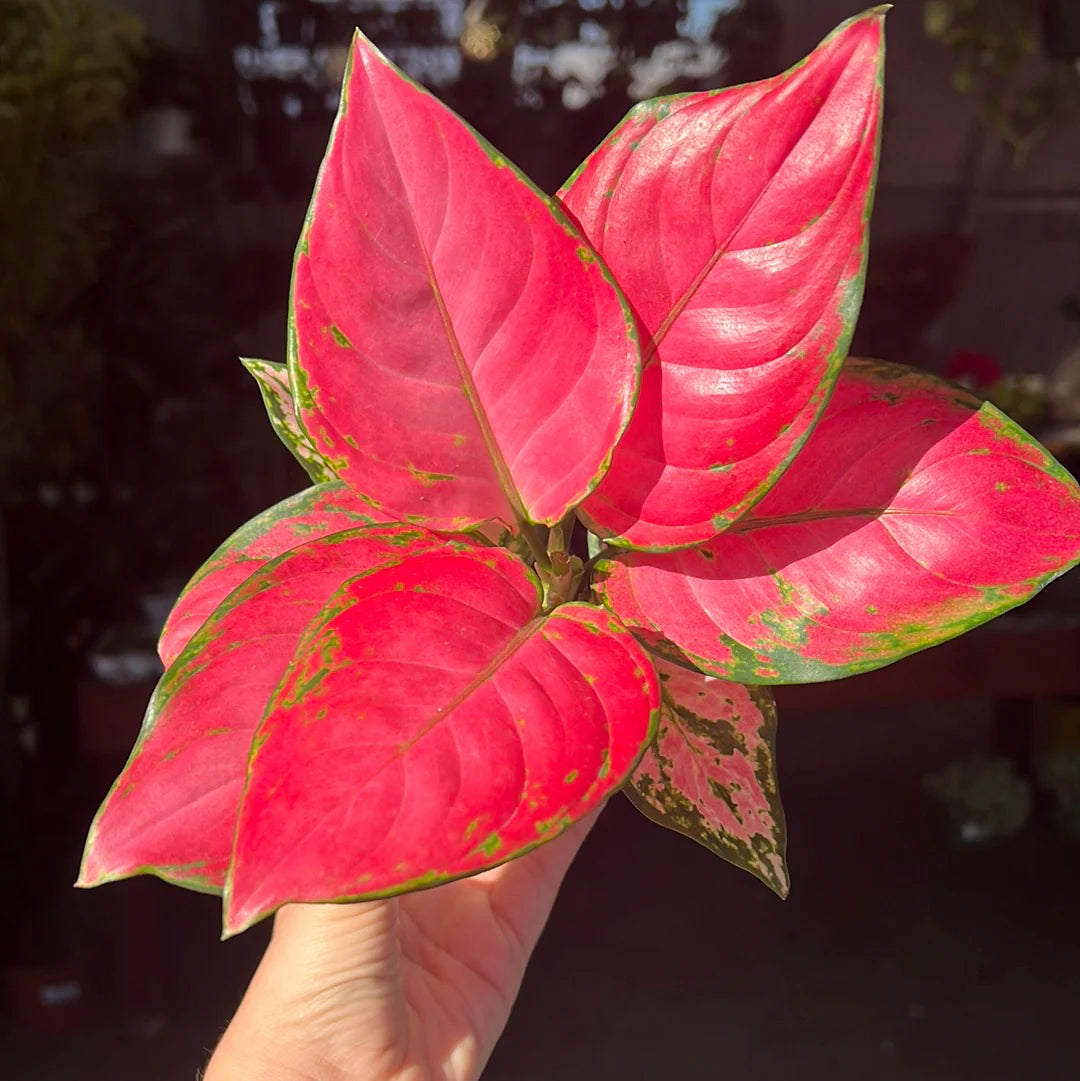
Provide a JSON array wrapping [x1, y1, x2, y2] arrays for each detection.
[[3, 961, 90, 1034], [924, 756, 1032, 845]]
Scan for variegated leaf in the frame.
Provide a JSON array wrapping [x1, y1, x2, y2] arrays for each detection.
[[224, 548, 660, 933], [597, 358, 1080, 683], [159, 481, 390, 666], [626, 656, 787, 897], [80, 526, 455, 894], [560, 11, 885, 549], [241, 357, 336, 483], [290, 32, 641, 533]]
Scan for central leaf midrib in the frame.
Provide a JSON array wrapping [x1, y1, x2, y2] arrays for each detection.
[[643, 63, 863, 367], [390, 614, 545, 768], [232, 608, 546, 910], [373, 89, 529, 525], [643, 136, 794, 365], [732, 505, 955, 533]]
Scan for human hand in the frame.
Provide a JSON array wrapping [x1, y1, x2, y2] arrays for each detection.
[[203, 810, 599, 1081]]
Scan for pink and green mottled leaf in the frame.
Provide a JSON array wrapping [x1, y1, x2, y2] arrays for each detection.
[[559, 11, 885, 549], [158, 481, 390, 667], [241, 358, 336, 484], [596, 358, 1080, 683], [626, 657, 786, 897], [290, 32, 640, 534], [80, 526, 456, 894], [224, 548, 660, 933]]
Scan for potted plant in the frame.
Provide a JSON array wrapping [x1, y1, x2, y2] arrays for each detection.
[[76, 8, 1080, 949]]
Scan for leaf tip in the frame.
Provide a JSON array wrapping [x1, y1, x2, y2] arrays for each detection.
[[769, 869, 791, 901], [74, 847, 119, 891], [222, 870, 278, 938], [219, 918, 243, 942], [75, 826, 110, 889], [221, 889, 257, 939]]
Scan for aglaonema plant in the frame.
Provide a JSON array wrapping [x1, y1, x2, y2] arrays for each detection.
[[78, 10, 1080, 933]]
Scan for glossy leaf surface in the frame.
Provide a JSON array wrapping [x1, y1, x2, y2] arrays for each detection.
[[81, 527, 452, 893], [626, 657, 787, 897], [158, 482, 388, 667], [225, 548, 660, 933], [597, 359, 1080, 683], [291, 33, 640, 533], [241, 358, 336, 484], [560, 12, 885, 548]]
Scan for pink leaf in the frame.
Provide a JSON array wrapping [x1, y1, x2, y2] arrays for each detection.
[[596, 358, 1080, 683], [224, 548, 659, 933], [627, 657, 787, 897], [559, 12, 885, 548], [79, 526, 455, 894], [291, 33, 640, 533], [158, 482, 389, 667]]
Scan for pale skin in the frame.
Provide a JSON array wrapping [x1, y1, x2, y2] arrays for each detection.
[[203, 812, 598, 1081]]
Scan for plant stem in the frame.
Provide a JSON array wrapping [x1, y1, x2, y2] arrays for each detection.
[[540, 550, 584, 611], [520, 520, 551, 572]]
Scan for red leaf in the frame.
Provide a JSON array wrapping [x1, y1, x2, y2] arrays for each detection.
[[559, 12, 885, 548], [158, 482, 388, 667], [626, 657, 787, 897], [224, 549, 659, 933], [79, 526, 452, 894], [596, 359, 1080, 683], [291, 33, 640, 533]]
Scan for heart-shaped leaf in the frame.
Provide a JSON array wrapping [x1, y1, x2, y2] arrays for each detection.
[[291, 32, 641, 534], [224, 548, 660, 933], [559, 11, 885, 549], [80, 526, 454, 894], [158, 481, 389, 667], [596, 358, 1080, 682], [626, 657, 787, 897], [241, 358, 336, 484]]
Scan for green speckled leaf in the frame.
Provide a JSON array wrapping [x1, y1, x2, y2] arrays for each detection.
[[80, 525, 451, 895], [597, 358, 1080, 683], [626, 656, 787, 897], [290, 32, 640, 533], [241, 358, 336, 484], [559, 11, 886, 549], [159, 482, 389, 666], [224, 550, 660, 933]]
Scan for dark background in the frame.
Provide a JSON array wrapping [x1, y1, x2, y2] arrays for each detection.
[[2, 1, 1080, 1078]]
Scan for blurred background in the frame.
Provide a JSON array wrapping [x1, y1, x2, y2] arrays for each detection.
[[2, 1, 1080, 1077]]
